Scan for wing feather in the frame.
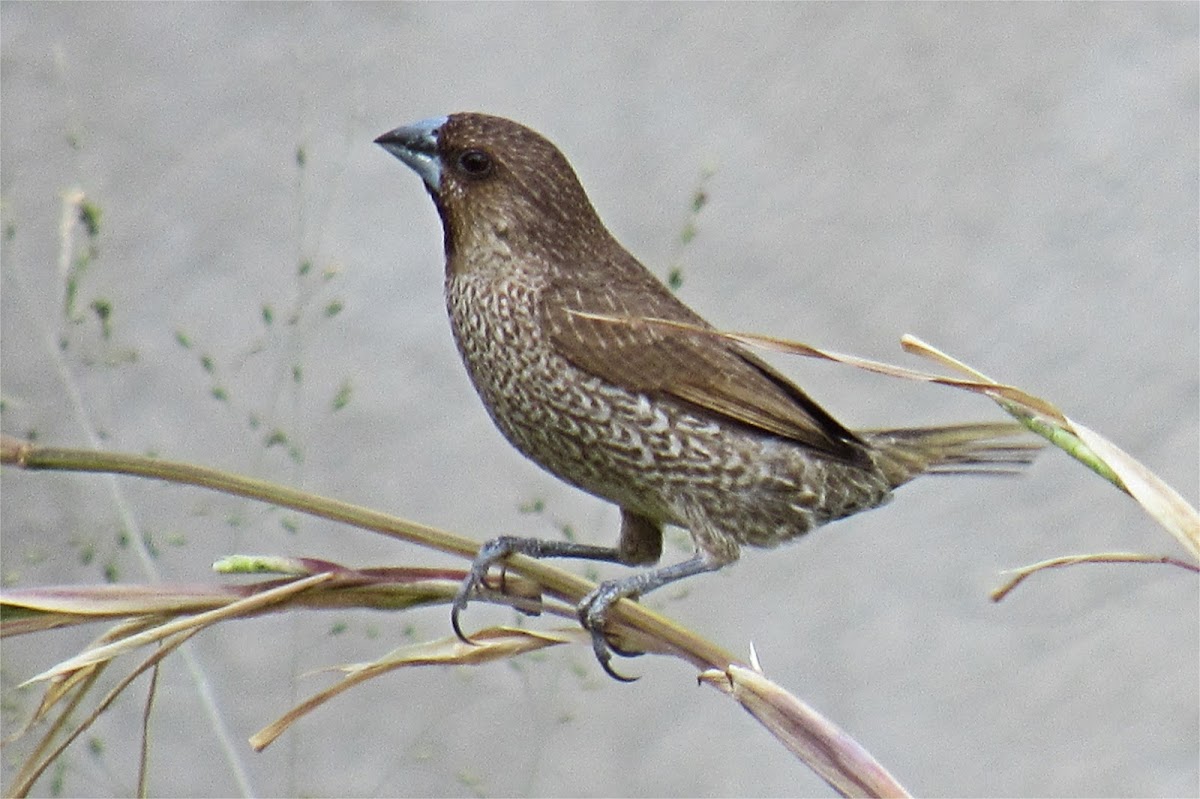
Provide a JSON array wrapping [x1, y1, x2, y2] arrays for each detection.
[[541, 263, 865, 464]]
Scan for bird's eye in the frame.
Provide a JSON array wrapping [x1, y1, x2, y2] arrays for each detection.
[[457, 149, 494, 177]]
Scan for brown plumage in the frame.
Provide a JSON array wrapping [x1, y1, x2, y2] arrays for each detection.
[[376, 113, 1037, 679]]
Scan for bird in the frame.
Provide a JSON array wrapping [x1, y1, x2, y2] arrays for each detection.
[[375, 112, 1037, 680]]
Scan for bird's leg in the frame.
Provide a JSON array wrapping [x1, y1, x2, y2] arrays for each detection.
[[451, 510, 665, 644], [615, 509, 663, 566], [578, 552, 729, 682], [451, 536, 624, 642]]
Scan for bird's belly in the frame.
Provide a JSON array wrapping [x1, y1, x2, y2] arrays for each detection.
[[446, 275, 892, 548]]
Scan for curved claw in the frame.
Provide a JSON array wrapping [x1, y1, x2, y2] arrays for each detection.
[[450, 587, 478, 645], [590, 625, 639, 683], [452, 536, 522, 646], [578, 582, 644, 682]]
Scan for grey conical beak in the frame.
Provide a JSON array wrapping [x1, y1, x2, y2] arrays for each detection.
[[375, 115, 448, 191]]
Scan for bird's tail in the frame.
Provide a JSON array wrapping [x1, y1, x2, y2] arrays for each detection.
[[860, 422, 1042, 488]]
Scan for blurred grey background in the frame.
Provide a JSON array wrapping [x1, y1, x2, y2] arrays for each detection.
[[1, 4, 1196, 797]]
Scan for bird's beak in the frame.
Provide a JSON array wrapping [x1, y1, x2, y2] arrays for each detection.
[[375, 116, 448, 191]]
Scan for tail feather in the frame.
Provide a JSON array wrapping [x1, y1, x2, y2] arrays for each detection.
[[860, 422, 1043, 488]]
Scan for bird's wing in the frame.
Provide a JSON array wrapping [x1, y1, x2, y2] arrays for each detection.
[[541, 267, 866, 464]]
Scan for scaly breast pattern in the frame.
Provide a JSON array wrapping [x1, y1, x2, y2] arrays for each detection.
[[445, 263, 893, 552]]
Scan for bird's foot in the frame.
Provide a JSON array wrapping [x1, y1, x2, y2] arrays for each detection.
[[453, 535, 630, 645], [578, 582, 646, 683], [451, 535, 530, 644]]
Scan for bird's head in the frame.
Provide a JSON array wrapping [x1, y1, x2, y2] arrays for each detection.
[[375, 113, 612, 267]]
